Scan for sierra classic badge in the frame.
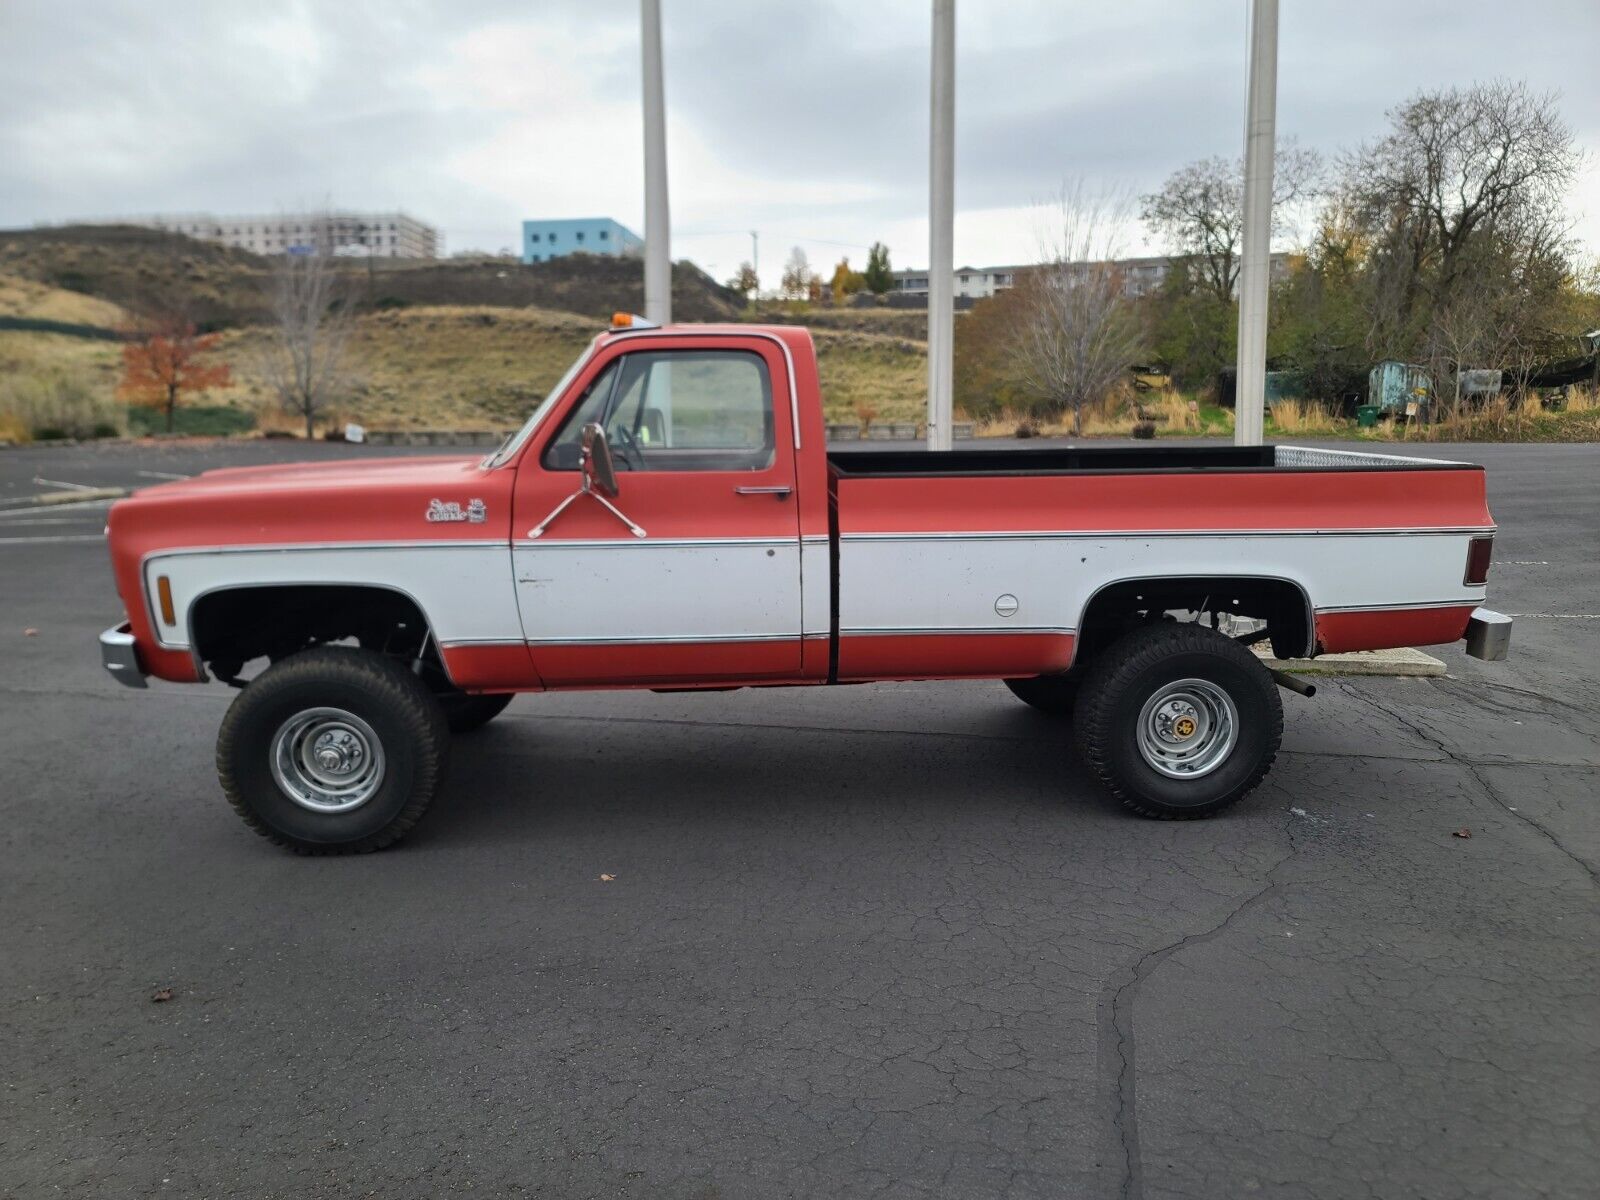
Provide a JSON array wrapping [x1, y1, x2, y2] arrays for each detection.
[[425, 498, 486, 524]]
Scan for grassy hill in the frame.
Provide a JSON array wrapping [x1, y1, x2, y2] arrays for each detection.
[[0, 225, 745, 328]]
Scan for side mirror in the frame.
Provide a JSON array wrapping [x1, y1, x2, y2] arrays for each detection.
[[580, 422, 619, 497]]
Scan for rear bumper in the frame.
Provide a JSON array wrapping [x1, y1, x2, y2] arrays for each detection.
[[1464, 608, 1512, 661], [100, 622, 148, 688]]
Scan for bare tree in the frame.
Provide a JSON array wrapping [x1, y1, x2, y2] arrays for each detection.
[[779, 247, 815, 301], [1012, 187, 1147, 435], [1140, 143, 1323, 301], [261, 242, 357, 438], [1342, 80, 1580, 351]]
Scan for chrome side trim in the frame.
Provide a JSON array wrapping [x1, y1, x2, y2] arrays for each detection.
[[516, 536, 798, 550], [100, 623, 147, 689], [1317, 598, 1481, 614], [144, 539, 505, 561], [528, 632, 798, 646], [840, 527, 1497, 542], [840, 625, 1076, 638]]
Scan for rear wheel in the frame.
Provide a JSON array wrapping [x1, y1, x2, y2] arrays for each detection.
[[216, 647, 449, 854], [1073, 623, 1281, 819], [439, 692, 513, 734], [1004, 672, 1081, 716]]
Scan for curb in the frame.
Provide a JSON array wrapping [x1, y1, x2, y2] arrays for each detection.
[[1255, 644, 1447, 677]]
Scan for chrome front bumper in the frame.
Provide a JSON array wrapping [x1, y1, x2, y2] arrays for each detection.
[[100, 622, 148, 688], [1464, 608, 1513, 661]]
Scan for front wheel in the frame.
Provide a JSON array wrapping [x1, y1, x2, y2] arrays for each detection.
[[216, 647, 450, 854], [1073, 623, 1282, 819]]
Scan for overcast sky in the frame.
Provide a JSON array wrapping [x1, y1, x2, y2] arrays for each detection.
[[4, 0, 1597, 287]]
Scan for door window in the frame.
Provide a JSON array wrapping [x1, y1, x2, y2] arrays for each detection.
[[543, 350, 775, 472]]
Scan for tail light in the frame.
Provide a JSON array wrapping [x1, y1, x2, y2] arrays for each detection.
[[1464, 536, 1493, 586]]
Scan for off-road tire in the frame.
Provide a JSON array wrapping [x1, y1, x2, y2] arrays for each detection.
[[440, 692, 513, 734], [216, 647, 449, 854], [1004, 672, 1081, 716], [1073, 623, 1281, 819]]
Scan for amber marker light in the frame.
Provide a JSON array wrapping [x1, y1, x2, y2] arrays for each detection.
[[157, 575, 176, 626]]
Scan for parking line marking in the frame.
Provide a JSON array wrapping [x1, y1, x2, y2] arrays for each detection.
[[1504, 613, 1600, 619], [136, 470, 190, 480], [0, 534, 105, 544], [0, 498, 115, 516], [31, 477, 98, 492]]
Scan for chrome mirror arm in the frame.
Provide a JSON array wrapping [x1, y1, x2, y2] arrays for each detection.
[[527, 475, 647, 539]]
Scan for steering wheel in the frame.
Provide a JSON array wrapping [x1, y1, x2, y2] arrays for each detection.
[[611, 422, 646, 471]]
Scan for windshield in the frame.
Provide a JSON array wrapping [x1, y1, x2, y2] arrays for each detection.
[[482, 337, 601, 468]]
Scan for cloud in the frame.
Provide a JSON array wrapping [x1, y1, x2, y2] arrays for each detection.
[[1, 0, 1596, 283]]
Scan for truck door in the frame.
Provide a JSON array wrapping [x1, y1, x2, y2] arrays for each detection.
[[510, 340, 804, 686]]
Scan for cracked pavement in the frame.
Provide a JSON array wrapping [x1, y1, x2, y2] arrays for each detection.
[[1, 440, 1596, 1198]]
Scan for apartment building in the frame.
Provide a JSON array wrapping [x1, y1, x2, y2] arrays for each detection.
[[891, 253, 1291, 301], [113, 211, 441, 258], [521, 217, 643, 264]]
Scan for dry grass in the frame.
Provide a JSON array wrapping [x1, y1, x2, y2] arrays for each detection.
[[1267, 397, 1342, 436], [1564, 384, 1597, 413], [0, 273, 127, 326]]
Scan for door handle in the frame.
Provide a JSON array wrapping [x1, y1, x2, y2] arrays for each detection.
[[734, 485, 792, 497]]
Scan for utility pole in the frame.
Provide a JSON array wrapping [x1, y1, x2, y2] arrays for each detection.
[[750, 229, 759, 304], [927, 0, 955, 451], [1234, 0, 1277, 446], [641, 0, 671, 325]]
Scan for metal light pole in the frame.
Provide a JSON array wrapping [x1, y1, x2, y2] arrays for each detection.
[[641, 0, 672, 324], [1234, 0, 1278, 446], [926, 0, 956, 450]]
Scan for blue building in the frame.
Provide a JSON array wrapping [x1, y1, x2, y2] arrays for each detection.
[[521, 217, 643, 264]]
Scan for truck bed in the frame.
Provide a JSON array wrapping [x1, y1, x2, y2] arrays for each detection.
[[827, 444, 1474, 477]]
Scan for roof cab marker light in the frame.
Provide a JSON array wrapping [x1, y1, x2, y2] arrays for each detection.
[[611, 313, 659, 330], [1464, 536, 1493, 586]]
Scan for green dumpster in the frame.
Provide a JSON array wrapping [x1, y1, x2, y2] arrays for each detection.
[[1356, 405, 1380, 428]]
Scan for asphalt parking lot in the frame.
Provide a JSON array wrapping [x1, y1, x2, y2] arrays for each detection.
[[3, 438, 1596, 1199]]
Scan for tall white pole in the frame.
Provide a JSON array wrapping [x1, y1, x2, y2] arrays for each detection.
[[641, 0, 671, 325], [1234, 0, 1277, 446], [926, 0, 955, 451]]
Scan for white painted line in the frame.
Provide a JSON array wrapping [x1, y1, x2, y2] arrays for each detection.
[[1503, 561, 1549, 566], [31, 477, 97, 492], [0, 534, 105, 545], [136, 470, 190, 480], [0, 497, 115, 516], [1505, 613, 1600, 620], [0, 517, 107, 526]]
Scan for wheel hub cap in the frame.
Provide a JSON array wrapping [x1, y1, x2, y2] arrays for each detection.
[[270, 707, 386, 813], [1135, 679, 1238, 780]]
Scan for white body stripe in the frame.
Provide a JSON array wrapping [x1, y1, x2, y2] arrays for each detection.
[[143, 528, 1481, 658], [837, 532, 1482, 639], [145, 545, 520, 650], [513, 540, 803, 644]]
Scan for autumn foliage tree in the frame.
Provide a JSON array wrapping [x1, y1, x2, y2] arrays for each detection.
[[118, 319, 232, 433]]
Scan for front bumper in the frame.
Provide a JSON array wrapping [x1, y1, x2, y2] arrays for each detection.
[[100, 622, 148, 688], [1464, 608, 1513, 661]]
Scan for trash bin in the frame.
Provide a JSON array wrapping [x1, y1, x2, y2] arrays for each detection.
[[1356, 405, 1380, 428]]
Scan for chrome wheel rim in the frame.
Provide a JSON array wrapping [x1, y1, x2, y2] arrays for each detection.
[[1135, 678, 1238, 780], [270, 707, 385, 813]]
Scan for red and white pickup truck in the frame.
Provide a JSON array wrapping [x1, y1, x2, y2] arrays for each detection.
[[101, 319, 1512, 852]]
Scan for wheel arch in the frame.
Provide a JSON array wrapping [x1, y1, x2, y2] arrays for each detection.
[[1071, 573, 1315, 669], [189, 582, 448, 685]]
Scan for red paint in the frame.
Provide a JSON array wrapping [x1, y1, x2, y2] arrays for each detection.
[[834, 467, 1492, 537], [439, 643, 541, 691], [837, 632, 1075, 681], [532, 640, 804, 687], [1315, 606, 1476, 654]]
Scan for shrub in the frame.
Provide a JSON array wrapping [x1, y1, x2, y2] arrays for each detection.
[[0, 370, 126, 439], [1131, 421, 1157, 439]]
